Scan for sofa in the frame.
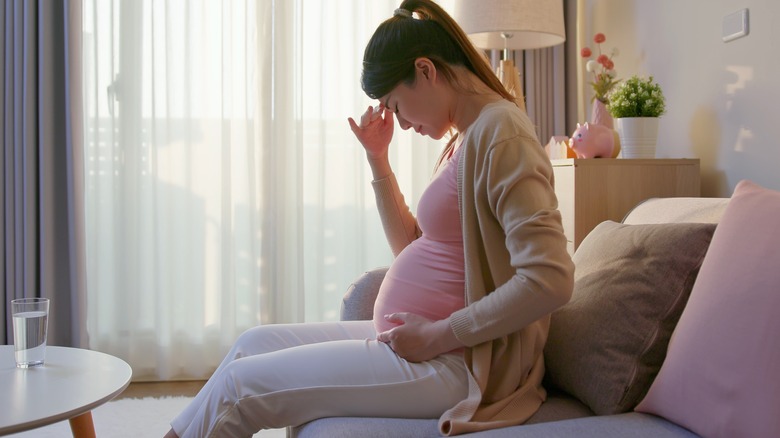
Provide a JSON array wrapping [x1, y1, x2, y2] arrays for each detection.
[[290, 179, 780, 438]]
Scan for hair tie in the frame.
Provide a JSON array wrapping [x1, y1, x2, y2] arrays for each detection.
[[393, 8, 412, 18]]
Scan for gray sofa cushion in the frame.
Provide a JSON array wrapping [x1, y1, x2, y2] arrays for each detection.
[[291, 392, 593, 437], [292, 412, 697, 438], [460, 413, 699, 438], [544, 221, 716, 415], [293, 417, 437, 438], [340, 267, 388, 321]]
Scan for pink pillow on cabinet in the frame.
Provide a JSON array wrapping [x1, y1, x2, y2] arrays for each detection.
[[635, 180, 780, 438]]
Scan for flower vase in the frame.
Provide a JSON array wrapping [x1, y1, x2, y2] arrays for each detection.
[[591, 99, 613, 129], [615, 117, 660, 158]]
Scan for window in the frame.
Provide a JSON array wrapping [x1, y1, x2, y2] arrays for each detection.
[[82, 0, 440, 380]]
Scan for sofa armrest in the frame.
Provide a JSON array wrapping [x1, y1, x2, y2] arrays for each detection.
[[340, 267, 389, 321]]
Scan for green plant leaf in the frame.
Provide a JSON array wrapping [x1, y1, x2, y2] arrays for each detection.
[[607, 75, 666, 118]]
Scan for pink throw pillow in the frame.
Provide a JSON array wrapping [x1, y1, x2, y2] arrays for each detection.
[[635, 180, 780, 438]]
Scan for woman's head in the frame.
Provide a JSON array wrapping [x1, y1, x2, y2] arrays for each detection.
[[361, 0, 513, 104]]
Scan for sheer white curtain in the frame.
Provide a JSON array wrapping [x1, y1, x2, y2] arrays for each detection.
[[82, 0, 442, 381]]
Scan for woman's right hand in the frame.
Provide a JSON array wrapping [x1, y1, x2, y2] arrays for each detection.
[[348, 105, 394, 161]]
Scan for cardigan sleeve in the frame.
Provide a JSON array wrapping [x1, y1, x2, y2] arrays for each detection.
[[450, 116, 574, 347], [371, 172, 422, 257]]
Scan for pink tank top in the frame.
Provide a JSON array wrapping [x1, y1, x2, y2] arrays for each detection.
[[373, 146, 465, 334]]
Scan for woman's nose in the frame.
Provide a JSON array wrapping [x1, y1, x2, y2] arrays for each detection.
[[397, 116, 411, 130]]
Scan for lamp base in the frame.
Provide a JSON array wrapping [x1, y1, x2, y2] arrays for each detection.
[[497, 59, 525, 112]]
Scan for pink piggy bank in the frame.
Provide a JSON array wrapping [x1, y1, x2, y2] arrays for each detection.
[[568, 122, 621, 158]]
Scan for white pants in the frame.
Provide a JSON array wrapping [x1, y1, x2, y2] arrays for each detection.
[[170, 321, 468, 438]]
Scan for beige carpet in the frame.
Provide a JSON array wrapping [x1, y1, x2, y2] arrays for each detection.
[[6, 396, 286, 437]]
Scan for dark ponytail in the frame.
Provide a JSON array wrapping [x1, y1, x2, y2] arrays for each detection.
[[361, 0, 514, 103]]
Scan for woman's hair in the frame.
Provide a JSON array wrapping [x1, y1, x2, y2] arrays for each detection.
[[361, 0, 513, 103]]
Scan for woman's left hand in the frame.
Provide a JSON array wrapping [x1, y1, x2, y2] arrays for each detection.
[[376, 313, 463, 362]]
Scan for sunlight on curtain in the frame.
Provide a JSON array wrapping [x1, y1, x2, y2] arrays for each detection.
[[82, 0, 442, 381]]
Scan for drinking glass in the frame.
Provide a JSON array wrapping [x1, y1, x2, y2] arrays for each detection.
[[11, 298, 50, 368]]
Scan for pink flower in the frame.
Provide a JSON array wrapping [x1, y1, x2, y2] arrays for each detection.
[[581, 33, 619, 103]]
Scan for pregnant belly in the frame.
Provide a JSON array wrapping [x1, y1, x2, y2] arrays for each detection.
[[373, 237, 465, 334]]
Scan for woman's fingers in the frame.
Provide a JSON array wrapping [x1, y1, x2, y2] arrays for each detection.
[[347, 117, 360, 134], [369, 105, 384, 123], [358, 105, 385, 128]]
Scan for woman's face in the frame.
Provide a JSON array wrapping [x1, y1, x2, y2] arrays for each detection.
[[380, 59, 452, 140]]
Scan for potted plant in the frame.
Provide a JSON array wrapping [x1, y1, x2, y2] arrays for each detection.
[[608, 75, 666, 158]]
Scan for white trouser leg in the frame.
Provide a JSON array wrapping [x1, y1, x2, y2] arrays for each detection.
[[170, 321, 468, 438]]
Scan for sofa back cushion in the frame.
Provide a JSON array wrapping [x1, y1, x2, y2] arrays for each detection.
[[622, 197, 729, 225], [544, 220, 716, 415], [635, 180, 780, 438]]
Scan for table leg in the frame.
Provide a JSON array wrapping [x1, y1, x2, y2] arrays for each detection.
[[68, 411, 97, 438]]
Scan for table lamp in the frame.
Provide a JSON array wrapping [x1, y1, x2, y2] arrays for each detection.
[[452, 0, 566, 111]]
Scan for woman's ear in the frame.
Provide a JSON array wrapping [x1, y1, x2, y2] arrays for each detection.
[[414, 57, 437, 83]]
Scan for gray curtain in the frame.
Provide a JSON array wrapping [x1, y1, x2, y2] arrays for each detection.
[[488, 47, 568, 144], [1, 0, 87, 348]]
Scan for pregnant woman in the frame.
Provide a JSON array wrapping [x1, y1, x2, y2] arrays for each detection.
[[165, 1, 573, 436]]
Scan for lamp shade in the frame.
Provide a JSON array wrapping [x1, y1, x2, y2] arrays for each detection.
[[452, 0, 565, 50]]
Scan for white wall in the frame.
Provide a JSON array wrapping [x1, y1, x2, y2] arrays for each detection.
[[577, 0, 780, 196]]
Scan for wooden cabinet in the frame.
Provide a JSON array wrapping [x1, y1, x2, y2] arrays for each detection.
[[552, 158, 701, 253]]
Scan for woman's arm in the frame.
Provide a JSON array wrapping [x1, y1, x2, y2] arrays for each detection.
[[349, 106, 421, 256], [371, 173, 422, 256], [450, 134, 575, 347]]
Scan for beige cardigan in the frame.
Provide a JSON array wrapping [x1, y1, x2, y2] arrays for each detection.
[[371, 99, 574, 435]]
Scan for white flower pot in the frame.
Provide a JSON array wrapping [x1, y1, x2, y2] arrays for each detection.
[[615, 117, 660, 159]]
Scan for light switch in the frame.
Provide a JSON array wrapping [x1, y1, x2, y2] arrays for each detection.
[[722, 9, 749, 42]]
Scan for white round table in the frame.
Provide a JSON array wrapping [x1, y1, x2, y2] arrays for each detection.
[[0, 346, 132, 437]]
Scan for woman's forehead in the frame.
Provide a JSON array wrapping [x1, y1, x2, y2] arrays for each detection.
[[379, 91, 395, 108], [380, 82, 411, 105]]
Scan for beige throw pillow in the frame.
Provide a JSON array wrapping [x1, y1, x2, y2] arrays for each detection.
[[543, 221, 716, 415]]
